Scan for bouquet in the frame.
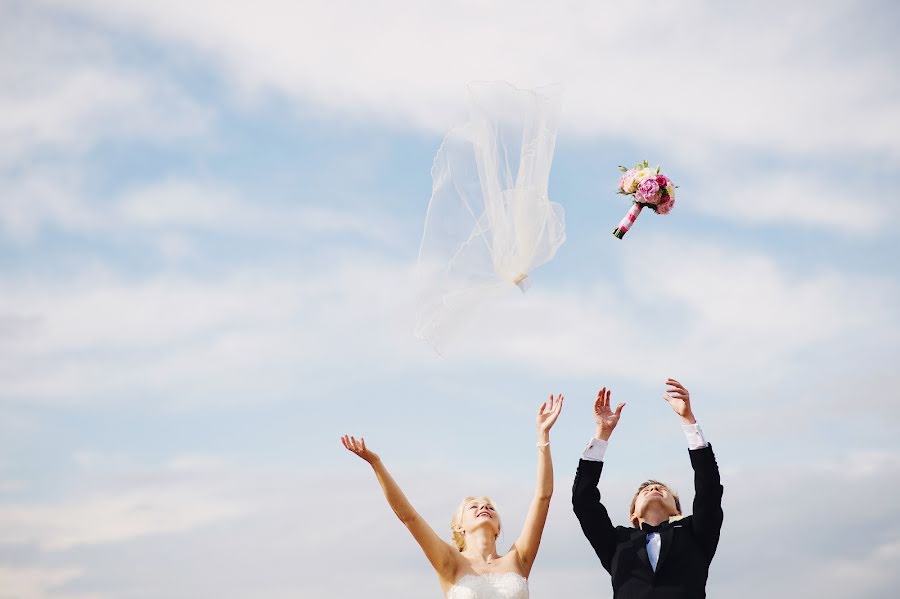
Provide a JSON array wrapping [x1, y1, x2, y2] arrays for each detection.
[[612, 160, 676, 239]]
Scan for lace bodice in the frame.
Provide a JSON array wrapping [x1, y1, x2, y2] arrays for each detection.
[[447, 572, 529, 599]]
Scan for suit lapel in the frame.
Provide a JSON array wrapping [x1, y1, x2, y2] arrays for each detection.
[[635, 532, 652, 573], [655, 524, 677, 574]]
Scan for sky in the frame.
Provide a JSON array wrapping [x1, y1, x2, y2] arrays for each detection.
[[1, 0, 899, 597]]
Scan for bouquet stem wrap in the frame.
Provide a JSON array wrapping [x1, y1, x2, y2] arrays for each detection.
[[613, 203, 643, 239]]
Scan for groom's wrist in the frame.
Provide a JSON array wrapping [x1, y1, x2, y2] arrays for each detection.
[[595, 427, 612, 441]]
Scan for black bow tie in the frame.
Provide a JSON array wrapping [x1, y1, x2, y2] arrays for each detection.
[[640, 521, 670, 534]]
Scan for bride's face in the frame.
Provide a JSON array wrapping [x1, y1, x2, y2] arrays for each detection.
[[459, 497, 501, 537]]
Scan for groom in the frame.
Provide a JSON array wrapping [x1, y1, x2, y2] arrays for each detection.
[[572, 379, 723, 598]]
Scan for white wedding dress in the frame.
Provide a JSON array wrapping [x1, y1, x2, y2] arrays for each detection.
[[447, 572, 529, 599]]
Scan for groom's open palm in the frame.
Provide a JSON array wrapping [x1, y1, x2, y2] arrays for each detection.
[[594, 387, 625, 440]]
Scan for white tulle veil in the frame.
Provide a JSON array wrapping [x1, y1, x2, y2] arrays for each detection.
[[415, 82, 566, 354]]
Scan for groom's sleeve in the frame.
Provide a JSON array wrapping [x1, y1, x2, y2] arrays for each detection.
[[572, 457, 617, 573], [689, 444, 724, 562]]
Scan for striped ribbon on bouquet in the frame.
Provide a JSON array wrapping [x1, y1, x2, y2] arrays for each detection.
[[612, 203, 643, 239]]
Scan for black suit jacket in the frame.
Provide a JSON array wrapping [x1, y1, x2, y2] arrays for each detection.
[[572, 446, 724, 599]]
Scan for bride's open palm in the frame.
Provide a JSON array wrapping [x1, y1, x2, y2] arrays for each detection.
[[536, 394, 563, 433]]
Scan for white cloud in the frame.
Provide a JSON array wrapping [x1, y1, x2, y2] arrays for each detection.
[[452, 233, 898, 387], [0, 479, 25, 493], [13, 0, 893, 239], [706, 450, 900, 599], [116, 178, 403, 243], [0, 258, 425, 404], [689, 169, 889, 234], [0, 3, 208, 167], [1, 232, 895, 405], [0, 566, 102, 599], [0, 167, 92, 242], [37, 0, 900, 164], [0, 172, 404, 246], [0, 456, 246, 551], [4, 450, 898, 598]]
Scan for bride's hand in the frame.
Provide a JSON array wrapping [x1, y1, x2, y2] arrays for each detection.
[[341, 435, 380, 464], [536, 394, 564, 436]]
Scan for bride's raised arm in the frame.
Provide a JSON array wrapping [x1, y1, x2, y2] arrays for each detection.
[[341, 435, 457, 581], [511, 394, 564, 576]]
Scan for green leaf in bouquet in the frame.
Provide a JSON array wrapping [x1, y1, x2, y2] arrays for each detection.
[[618, 165, 628, 172]]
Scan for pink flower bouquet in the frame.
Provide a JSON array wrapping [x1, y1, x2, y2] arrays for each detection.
[[613, 160, 676, 239]]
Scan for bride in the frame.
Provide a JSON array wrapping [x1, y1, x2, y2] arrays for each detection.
[[340, 394, 563, 598]]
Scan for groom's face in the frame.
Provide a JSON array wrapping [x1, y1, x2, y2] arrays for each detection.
[[630, 481, 680, 520]]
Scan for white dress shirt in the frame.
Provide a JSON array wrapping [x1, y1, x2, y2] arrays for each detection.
[[647, 531, 662, 571], [581, 422, 708, 462], [581, 423, 709, 572]]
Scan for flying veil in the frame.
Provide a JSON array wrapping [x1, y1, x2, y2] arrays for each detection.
[[415, 82, 566, 354]]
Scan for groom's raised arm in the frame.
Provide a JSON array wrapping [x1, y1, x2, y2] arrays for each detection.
[[664, 379, 724, 561], [572, 387, 624, 573]]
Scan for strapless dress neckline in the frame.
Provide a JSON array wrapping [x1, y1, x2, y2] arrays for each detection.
[[447, 572, 528, 599]]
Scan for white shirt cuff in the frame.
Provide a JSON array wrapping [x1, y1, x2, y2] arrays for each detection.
[[582, 438, 608, 462], [683, 422, 709, 450]]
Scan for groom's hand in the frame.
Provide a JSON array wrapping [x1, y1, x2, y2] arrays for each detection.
[[663, 378, 696, 425], [593, 387, 625, 441]]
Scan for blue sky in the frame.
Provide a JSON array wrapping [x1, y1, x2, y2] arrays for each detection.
[[2, 0, 899, 597]]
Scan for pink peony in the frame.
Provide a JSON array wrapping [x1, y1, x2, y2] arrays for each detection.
[[656, 195, 675, 215], [636, 177, 660, 203]]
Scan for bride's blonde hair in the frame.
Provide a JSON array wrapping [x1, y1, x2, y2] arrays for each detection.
[[450, 495, 501, 551]]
